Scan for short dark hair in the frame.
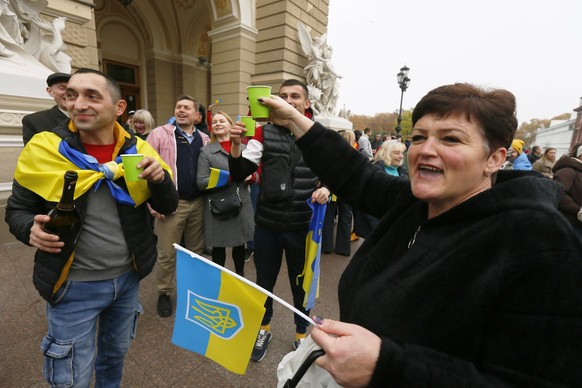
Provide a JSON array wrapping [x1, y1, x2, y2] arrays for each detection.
[[72, 68, 122, 102], [175, 95, 200, 111], [280, 79, 309, 99], [412, 83, 517, 152]]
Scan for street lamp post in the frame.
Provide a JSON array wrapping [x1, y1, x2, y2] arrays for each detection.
[[395, 65, 411, 135]]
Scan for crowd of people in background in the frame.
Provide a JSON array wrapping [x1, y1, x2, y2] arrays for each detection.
[[6, 70, 582, 387], [119, 98, 582, 296]]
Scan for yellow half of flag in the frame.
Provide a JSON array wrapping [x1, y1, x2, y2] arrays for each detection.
[[173, 249, 267, 374]]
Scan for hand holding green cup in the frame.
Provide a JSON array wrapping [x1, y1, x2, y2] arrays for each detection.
[[122, 154, 144, 181], [240, 116, 256, 137], [247, 85, 272, 119]]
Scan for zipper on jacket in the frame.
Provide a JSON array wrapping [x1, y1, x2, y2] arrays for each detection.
[[408, 226, 421, 249]]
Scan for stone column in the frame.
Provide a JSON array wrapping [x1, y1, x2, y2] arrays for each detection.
[[207, 21, 258, 118]]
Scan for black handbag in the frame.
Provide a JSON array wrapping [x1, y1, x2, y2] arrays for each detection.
[[208, 184, 242, 220]]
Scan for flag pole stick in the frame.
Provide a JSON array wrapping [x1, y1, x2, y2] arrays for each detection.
[[174, 244, 317, 326]]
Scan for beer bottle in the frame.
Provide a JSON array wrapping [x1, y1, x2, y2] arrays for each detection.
[[42, 170, 81, 248]]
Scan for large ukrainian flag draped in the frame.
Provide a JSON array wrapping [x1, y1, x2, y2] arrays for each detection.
[[298, 200, 327, 310], [172, 246, 267, 375], [13, 122, 170, 206]]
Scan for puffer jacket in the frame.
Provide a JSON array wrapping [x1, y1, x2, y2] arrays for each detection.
[[229, 123, 320, 232], [552, 155, 582, 226], [5, 122, 178, 304]]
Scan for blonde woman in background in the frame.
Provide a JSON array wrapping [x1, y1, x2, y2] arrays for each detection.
[[342, 129, 357, 149], [196, 111, 254, 276], [374, 139, 407, 177], [132, 109, 156, 140]]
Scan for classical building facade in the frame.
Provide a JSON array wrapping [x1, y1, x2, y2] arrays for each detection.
[[92, 0, 328, 125], [0, 0, 330, 242]]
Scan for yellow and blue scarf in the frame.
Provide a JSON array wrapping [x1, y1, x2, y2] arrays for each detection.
[[14, 122, 171, 207]]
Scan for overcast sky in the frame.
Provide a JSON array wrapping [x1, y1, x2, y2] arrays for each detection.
[[326, 0, 582, 124]]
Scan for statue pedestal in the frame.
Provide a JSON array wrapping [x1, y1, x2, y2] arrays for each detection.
[[314, 115, 353, 132], [0, 52, 52, 99], [0, 55, 53, 137]]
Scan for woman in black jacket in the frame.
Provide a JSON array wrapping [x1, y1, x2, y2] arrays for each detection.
[[235, 84, 582, 387]]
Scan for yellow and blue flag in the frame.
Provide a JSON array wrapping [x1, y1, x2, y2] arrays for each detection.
[[13, 122, 170, 207], [172, 247, 267, 375], [206, 167, 230, 189], [298, 200, 327, 310]]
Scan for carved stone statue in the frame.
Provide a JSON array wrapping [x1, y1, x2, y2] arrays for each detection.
[[0, 0, 71, 72], [338, 105, 351, 120], [297, 21, 342, 117]]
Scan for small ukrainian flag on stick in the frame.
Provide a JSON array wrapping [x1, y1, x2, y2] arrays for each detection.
[[172, 244, 316, 374], [207, 167, 230, 189]]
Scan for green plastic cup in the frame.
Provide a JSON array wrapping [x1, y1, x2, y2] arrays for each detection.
[[247, 85, 271, 119], [240, 116, 256, 137], [122, 154, 144, 181]]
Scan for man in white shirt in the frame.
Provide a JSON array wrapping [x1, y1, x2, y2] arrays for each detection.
[[358, 127, 374, 161]]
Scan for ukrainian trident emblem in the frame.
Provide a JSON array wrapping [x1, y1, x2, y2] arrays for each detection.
[[185, 290, 243, 339]]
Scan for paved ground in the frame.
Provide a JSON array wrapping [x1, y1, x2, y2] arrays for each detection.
[[0, 238, 361, 387]]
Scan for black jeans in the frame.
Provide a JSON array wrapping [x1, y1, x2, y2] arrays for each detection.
[[254, 224, 310, 334]]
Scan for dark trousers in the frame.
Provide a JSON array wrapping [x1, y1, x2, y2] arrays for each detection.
[[322, 199, 352, 256], [212, 245, 245, 276], [246, 183, 260, 251], [254, 224, 310, 333]]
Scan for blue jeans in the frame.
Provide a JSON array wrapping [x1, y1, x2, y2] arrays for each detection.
[[254, 224, 310, 333], [42, 270, 141, 387]]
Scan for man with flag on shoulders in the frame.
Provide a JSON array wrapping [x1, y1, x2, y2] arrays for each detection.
[[5, 68, 178, 388]]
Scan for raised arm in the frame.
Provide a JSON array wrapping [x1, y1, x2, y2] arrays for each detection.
[[256, 95, 314, 138]]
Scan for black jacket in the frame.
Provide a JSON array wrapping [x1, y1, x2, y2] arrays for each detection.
[[298, 122, 582, 387], [21, 105, 69, 145], [229, 123, 320, 232], [5, 122, 178, 303], [552, 155, 582, 227]]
